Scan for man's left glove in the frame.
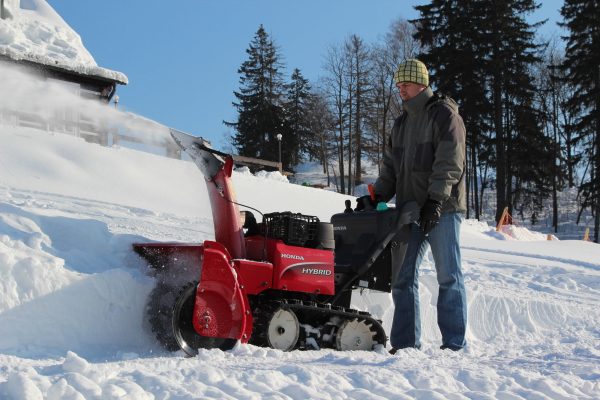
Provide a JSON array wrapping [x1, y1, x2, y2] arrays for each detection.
[[419, 198, 442, 234]]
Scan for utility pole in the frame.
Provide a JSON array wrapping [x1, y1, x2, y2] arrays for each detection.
[[276, 133, 282, 173], [1, 0, 5, 20]]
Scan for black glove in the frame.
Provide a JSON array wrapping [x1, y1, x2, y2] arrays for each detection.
[[355, 195, 377, 211], [419, 198, 442, 234]]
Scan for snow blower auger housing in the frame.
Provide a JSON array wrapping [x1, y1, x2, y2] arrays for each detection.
[[134, 129, 418, 356]]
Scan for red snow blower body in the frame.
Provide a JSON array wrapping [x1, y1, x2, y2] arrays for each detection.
[[134, 130, 417, 355]]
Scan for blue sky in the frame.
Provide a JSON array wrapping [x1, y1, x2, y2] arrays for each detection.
[[48, 0, 563, 149]]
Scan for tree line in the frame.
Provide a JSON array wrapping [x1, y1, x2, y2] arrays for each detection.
[[225, 0, 600, 243]]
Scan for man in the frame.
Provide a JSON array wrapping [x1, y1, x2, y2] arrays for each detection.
[[360, 59, 467, 351]]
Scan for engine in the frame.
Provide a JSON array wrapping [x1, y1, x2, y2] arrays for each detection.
[[244, 212, 336, 296]]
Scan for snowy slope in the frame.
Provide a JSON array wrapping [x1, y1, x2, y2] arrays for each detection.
[[2, 2, 597, 398], [0, 124, 599, 399]]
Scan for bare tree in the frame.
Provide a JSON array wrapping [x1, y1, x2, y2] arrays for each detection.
[[304, 88, 336, 186], [368, 19, 420, 173], [322, 44, 349, 194], [344, 35, 372, 192]]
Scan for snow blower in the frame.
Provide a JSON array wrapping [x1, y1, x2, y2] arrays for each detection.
[[133, 129, 418, 355]]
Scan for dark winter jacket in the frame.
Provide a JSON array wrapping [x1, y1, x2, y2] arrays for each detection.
[[373, 86, 466, 214]]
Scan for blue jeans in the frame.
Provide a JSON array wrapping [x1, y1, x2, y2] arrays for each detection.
[[390, 212, 467, 349]]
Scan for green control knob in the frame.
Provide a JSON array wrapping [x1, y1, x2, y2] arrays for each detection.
[[376, 202, 388, 211]]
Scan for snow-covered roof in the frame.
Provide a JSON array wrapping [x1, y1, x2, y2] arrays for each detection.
[[0, 0, 128, 84]]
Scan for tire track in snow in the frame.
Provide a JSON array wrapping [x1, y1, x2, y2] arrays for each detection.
[[462, 245, 599, 349], [463, 246, 600, 304], [463, 245, 600, 272]]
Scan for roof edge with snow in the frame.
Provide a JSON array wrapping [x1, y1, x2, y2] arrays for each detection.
[[0, 0, 128, 85], [0, 48, 128, 85]]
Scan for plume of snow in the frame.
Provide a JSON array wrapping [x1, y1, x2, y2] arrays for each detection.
[[0, 63, 169, 145]]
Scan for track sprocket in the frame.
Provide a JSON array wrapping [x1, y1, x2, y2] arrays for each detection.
[[266, 307, 300, 351], [335, 318, 376, 351]]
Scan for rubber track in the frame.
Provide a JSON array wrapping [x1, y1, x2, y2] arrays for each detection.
[[252, 298, 387, 350]]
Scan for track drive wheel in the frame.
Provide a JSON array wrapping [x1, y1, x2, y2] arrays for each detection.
[[335, 318, 376, 351], [172, 282, 237, 356], [266, 307, 300, 351]]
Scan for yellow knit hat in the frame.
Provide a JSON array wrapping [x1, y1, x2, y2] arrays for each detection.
[[394, 59, 429, 86]]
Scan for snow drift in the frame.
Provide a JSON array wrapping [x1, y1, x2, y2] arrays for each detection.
[[0, 124, 599, 399], [2, 1, 596, 398]]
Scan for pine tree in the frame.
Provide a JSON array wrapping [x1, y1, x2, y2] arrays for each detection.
[[535, 42, 576, 232], [560, 0, 600, 242], [414, 0, 548, 223], [225, 25, 288, 166], [486, 1, 548, 223], [284, 68, 312, 166], [414, 0, 492, 220]]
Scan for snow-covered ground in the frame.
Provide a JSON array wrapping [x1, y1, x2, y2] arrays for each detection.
[[0, 125, 599, 399], [0, 2, 598, 397]]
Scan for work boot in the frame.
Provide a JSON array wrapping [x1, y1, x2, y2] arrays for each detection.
[[440, 344, 463, 351], [389, 345, 421, 355]]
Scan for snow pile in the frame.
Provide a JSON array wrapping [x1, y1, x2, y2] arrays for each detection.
[[1, 123, 599, 399], [462, 218, 553, 242], [0, 127, 206, 218], [254, 169, 289, 183], [500, 224, 551, 241], [0, 0, 127, 83], [462, 218, 495, 235], [1, 2, 597, 397], [235, 166, 289, 183]]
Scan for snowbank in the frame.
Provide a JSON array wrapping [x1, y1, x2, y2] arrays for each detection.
[[2, 2, 597, 398], [0, 124, 599, 398]]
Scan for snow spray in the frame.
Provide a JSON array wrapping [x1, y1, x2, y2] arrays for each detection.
[[0, 63, 171, 146]]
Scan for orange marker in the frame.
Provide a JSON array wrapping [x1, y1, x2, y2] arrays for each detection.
[[368, 184, 376, 201]]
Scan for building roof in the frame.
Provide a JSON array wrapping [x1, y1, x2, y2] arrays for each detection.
[[0, 0, 128, 85]]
